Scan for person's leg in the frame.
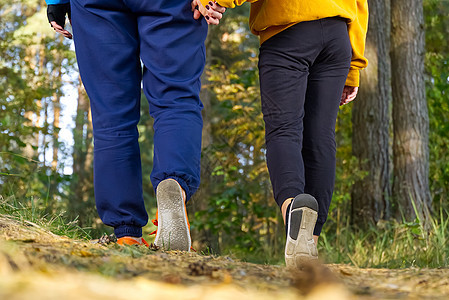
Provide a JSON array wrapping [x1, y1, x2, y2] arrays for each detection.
[[124, 0, 207, 250], [259, 22, 324, 267], [71, 0, 147, 238], [259, 21, 323, 213], [131, 0, 208, 202], [259, 19, 351, 268], [302, 17, 352, 236]]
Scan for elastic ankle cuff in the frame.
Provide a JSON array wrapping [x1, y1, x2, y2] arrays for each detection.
[[114, 225, 142, 238]]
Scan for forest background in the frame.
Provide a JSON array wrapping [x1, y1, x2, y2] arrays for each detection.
[[1, 0, 448, 268]]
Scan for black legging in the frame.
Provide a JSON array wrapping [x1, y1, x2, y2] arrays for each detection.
[[258, 17, 351, 235]]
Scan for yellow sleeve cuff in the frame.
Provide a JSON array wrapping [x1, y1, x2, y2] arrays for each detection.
[[201, 0, 246, 8], [345, 68, 360, 87], [200, 0, 211, 8], [215, 1, 236, 8], [200, 0, 251, 9]]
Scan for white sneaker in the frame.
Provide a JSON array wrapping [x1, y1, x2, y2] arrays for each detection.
[[154, 179, 191, 251], [285, 194, 319, 268]]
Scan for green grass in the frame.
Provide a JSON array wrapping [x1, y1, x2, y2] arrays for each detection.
[[320, 210, 449, 268], [220, 209, 449, 269], [1, 194, 448, 269], [0, 195, 91, 240]]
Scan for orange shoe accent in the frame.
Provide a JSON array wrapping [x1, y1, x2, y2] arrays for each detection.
[[141, 237, 150, 247], [117, 236, 149, 247], [150, 210, 159, 236]]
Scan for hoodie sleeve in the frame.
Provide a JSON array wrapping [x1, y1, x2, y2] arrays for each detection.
[[346, 0, 369, 87], [46, 0, 70, 4]]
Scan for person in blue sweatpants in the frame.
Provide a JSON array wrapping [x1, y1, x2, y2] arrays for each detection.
[[45, 0, 225, 250]]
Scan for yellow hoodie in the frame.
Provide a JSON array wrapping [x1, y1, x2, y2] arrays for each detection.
[[200, 0, 368, 87]]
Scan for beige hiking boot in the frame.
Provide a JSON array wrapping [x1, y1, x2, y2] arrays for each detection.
[[153, 179, 191, 251], [285, 194, 319, 268]]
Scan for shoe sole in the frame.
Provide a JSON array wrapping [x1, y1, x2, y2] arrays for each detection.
[[285, 194, 319, 269], [154, 179, 191, 251]]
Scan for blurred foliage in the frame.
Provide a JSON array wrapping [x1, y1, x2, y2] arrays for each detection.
[[425, 0, 449, 213], [0, 0, 74, 210]]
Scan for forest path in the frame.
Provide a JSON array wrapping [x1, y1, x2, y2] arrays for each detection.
[[1, 215, 448, 300]]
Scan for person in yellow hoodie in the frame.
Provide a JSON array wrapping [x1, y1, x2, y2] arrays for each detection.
[[193, 0, 368, 268]]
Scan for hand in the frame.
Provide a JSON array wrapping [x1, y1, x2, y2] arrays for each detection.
[[50, 21, 73, 39], [191, 0, 226, 25], [340, 86, 359, 106], [47, 4, 72, 39]]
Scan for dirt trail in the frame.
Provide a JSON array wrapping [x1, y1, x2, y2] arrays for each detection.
[[1, 215, 448, 300]]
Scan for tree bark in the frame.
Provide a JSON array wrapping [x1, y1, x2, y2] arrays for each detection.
[[51, 43, 63, 171], [23, 45, 39, 160], [351, 0, 392, 226], [69, 78, 94, 227], [391, 0, 432, 224], [47, 44, 63, 210], [189, 29, 220, 253]]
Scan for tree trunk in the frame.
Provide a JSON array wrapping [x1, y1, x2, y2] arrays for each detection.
[[351, 0, 392, 226], [47, 43, 63, 210], [189, 29, 220, 253], [35, 44, 46, 153], [51, 43, 63, 170], [52, 93, 60, 170], [69, 78, 94, 227], [23, 45, 39, 160], [391, 0, 432, 225]]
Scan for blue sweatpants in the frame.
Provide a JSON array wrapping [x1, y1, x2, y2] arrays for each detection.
[[71, 0, 208, 238]]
